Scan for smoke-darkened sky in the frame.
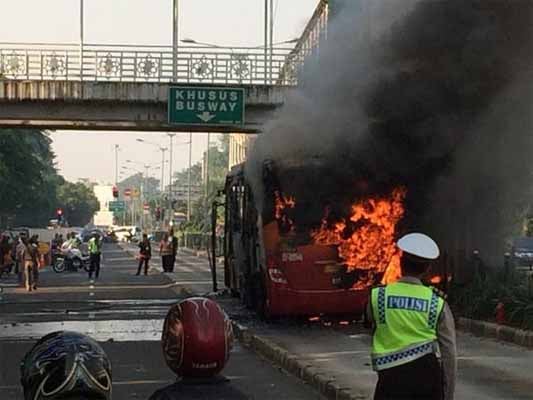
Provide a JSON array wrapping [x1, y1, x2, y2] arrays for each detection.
[[247, 0, 533, 262]]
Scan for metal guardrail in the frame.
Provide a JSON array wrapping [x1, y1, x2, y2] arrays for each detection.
[[278, 0, 328, 85], [179, 232, 223, 257], [0, 43, 298, 85]]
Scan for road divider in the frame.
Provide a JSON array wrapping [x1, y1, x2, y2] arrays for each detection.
[[232, 322, 369, 400], [457, 317, 533, 348]]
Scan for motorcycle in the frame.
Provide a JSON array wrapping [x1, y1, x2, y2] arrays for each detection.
[[53, 248, 91, 273]]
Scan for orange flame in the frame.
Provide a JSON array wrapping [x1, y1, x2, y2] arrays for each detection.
[[312, 188, 406, 287], [274, 191, 296, 232]]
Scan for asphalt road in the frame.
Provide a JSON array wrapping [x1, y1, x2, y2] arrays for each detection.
[[0, 243, 322, 400], [4, 243, 531, 399]]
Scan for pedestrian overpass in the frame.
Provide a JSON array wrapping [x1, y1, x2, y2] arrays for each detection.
[[0, 2, 328, 134]]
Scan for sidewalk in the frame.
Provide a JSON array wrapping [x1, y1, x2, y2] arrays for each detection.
[[231, 316, 533, 400]]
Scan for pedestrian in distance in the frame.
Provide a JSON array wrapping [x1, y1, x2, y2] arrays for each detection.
[[88, 233, 102, 280], [14, 233, 25, 285], [18, 236, 34, 292], [29, 235, 40, 290], [0, 234, 12, 277], [160, 233, 173, 273], [367, 233, 456, 400], [137, 233, 151, 276], [169, 228, 178, 273]]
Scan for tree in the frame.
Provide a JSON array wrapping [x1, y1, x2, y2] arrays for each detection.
[[0, 130, 61, 227], [117, 173, 160, 199], [57, 180, 100, 227], [178, 137, 229, 231]]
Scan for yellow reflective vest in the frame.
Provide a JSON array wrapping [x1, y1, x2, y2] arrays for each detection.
[[371, 282, 444, 371]]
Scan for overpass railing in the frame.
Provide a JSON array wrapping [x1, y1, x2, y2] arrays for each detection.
[[0, 43, 298, 85], [278, 0, 328, 85]]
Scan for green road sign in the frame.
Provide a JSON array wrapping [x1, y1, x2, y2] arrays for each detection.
[[109, 201, 125, 212], [168, 86, 245, 125]]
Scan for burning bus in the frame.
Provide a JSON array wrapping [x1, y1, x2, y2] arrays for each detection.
[[222, 157, 407, 318]]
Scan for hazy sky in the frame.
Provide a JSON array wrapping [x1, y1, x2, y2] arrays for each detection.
[[0, 0, 319, 183]]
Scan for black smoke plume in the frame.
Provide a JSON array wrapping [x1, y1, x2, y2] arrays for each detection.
[[246, 0, 533, 264]]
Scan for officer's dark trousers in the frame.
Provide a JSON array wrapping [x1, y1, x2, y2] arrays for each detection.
[[89, 253, 101, 279], [374, 354, 443, 400]]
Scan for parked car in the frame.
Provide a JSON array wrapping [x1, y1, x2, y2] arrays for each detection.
[[80, 228, 110, 243], [511, 237, 533, 267]]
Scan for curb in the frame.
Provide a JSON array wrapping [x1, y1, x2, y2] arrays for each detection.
[[231, 322, 369, 400], [457, 317, 533, 348]]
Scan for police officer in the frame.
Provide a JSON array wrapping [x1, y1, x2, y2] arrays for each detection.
[[368, 233, 456, 400], [88, 233, 102, 280]]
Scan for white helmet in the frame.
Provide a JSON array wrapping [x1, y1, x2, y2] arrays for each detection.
[[397, 233, 440, 260]]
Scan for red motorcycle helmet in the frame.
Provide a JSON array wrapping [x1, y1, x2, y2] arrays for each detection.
[[161, 297, 233, 378]]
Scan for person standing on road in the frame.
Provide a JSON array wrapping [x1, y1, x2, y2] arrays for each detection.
[[29, 235, 40, 290], [160, 233, 173, 273], [18, 236, 34, 292], [88, 233, 102, 280], [137, 234, 151, 276], [14, 234, 25, 285], [0, 234, 12, 277], [169, 228, 178, 273], [367, 233, 456, 400]]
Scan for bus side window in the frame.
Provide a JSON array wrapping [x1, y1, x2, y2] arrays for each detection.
[[230, 185, 242, 232]]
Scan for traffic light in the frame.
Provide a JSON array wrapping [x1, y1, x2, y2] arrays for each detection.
[[112, 186, 119, 198], [56, 208, 63, 224]]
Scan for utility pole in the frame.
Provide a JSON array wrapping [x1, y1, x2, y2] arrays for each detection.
[[204, 133, 210, 224], [114, 144, 119, 185], [79, 0, 84, 79], [269, 0, 274, 83], [160, 148, 166, 192], [264, 0, 268, 84], [187, 132, 192, 222], [172, 0, 179, 81], [168, 133, 176, 215], [140, 170, 145, 231]]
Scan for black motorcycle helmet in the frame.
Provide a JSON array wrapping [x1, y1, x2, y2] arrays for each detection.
[[20, 331, 112, 400]]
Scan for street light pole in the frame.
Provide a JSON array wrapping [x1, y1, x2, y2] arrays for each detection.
[[160, 148, 166, 192], [79, 0, 84, 79], [264, 0, 268, 84], [187, 132, 192, 222], [269, 0, 274, 83], [168, 133, 176, 210], [205, 133, 210, 224], [172, 0, 179, 81], [114, 144, 119, 185]]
